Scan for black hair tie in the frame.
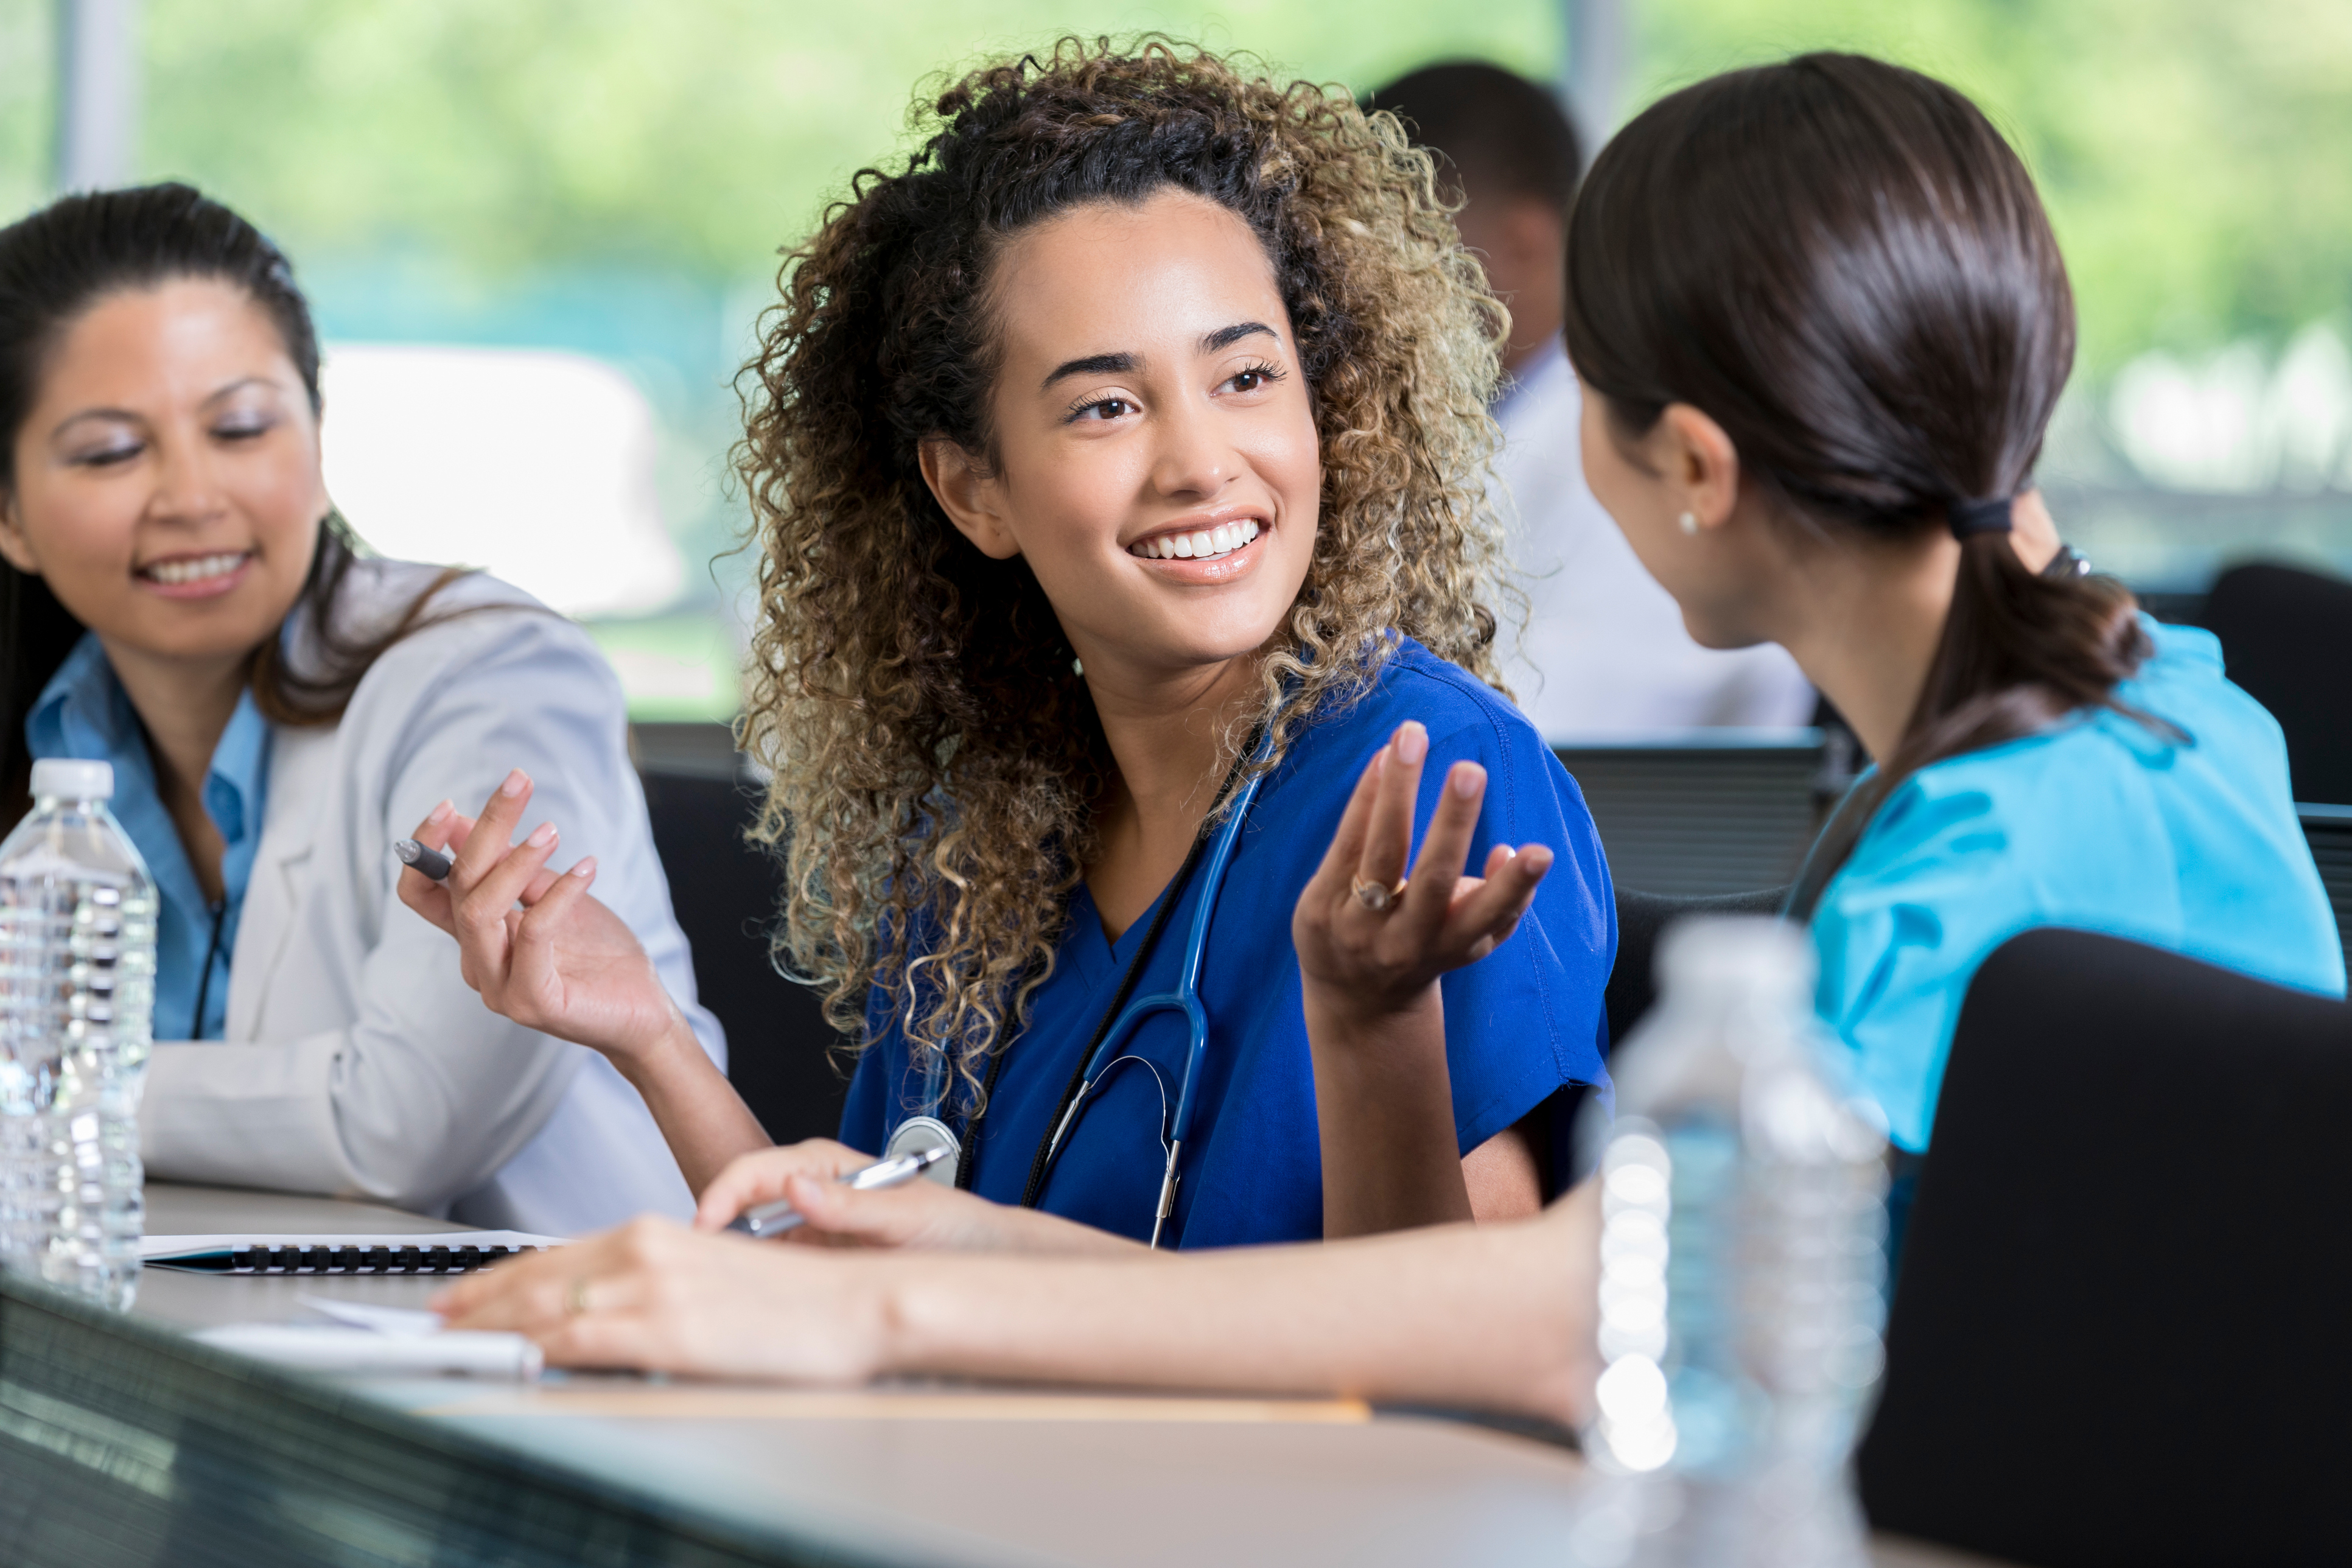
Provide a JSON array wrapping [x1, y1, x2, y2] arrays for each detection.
[[1948, 495, 2014, 539]]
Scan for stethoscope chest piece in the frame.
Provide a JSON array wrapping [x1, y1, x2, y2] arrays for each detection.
[[883, 1115, 962, 1184]]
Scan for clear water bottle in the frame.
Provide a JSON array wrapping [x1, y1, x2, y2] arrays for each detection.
[[0, 759, 158, 1310], [1572, 917, 1889, 1568]]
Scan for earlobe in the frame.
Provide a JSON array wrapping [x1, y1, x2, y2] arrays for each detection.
[[1660, 403, 1742, 533], [917, 439, 1022, 561]]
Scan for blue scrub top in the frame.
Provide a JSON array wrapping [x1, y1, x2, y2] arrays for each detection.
[[841, 638, 1617, 1248], [1809, 617, 2345, 1153], [27, 631, 273, 1041]]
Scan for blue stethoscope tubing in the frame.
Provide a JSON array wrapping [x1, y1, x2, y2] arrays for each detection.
[[885, 732, 1273, 1248], [1041, 760, 1269, 1247]]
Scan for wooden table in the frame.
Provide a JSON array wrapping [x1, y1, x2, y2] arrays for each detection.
[[0, 1183, 2004, 1567]]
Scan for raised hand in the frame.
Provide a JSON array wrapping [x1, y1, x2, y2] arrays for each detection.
[[396, 769, 682, 1066], [1292, 721, 1553, 1024], [396, 768, 774, 1194], [1291, 721, 1555, 1238]]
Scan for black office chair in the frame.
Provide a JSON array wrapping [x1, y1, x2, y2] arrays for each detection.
[[637, 770, 851, 1146], [2202, 561, 2352, 806], [1857, 928, 2352, 1567], [1605, 885, 1790, 1045]]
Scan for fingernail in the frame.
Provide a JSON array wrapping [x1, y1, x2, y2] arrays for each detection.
[[500, 769, 529, 797], [569, 856, 597, 879], [1396, 722, 1427, 765], [527, 822, 557, 848], [1450, 761, 1485, 797], [427, 800, 454, 825]]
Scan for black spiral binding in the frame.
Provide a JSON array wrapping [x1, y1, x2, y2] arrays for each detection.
[[219, 1243, 544, 1275]]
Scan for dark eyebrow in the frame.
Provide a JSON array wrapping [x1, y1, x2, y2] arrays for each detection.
[[52, 407, 142, 432], [1041, 351, 1138, 391], [199, 375, 278, 405], [1203, 321, 1277, 353], [51, 376, 282, 437]]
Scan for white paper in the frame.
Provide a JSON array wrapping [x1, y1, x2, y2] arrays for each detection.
[[140, 1231, 563, 1262], [194, 1324, 542, 1380], [300, 1297, 446, 1337]]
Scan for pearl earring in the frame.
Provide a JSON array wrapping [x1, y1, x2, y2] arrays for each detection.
[[1071, 656, 1085, 677], [1678, 511, 1699, 536]]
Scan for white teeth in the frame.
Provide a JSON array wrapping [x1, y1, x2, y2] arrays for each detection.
[[144, 553, 247, 585], [1127, 520, 1266, 561]]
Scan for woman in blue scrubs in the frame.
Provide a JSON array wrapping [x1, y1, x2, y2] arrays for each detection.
[[406, 41, 1614, 1249], [443, 54, 2340, 1401]]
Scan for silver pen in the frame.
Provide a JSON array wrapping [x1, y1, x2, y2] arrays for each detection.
[[393, 838, 455, 880], [726, 1144, 952, 1237]]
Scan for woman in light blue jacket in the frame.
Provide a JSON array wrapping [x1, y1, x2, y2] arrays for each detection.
[[0, 183, 723, 1234]]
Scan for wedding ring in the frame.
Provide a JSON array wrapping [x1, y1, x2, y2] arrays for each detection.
[[1351, 874, 1408, 913], [565, 1278, 593, 1317]]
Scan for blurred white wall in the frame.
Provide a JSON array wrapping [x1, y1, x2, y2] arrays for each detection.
[[319, 343, 688, 620], [2110, 323, 2352, 494]]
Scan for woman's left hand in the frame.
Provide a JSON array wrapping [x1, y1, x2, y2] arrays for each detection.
[[1291, 720, 1553, 1026], [433, 1217, 894, 1381]]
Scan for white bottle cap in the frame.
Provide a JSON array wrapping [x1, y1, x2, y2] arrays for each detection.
[[29, 758, 115, 801], [1656, 914, 1815, 1001]]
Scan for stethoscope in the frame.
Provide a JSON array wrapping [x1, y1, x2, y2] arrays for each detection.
[[883, 733, 1270, 1249]]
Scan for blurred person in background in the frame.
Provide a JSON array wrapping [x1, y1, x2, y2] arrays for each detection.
[[1369, 61, 1813, 738], [0, 184, 724, 1234]]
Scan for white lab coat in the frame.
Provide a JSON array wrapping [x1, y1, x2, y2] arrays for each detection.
[[140, 560, 726, 1236], [1493, 342, 1817, 740]]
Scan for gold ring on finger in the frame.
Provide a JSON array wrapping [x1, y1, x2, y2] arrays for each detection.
[[566, 1278, 593, 1317], [1351, 874, 1409, 913]]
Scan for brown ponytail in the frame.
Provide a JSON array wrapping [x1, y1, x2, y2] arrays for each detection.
[[1561, 53, 2158, 915]]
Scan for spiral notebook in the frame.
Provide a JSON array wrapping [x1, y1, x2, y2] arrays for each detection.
[[141, 1231, 562, 1276]]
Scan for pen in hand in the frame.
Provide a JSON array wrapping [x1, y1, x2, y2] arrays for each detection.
[[393, 838, 455, 881], [726, 1145, 953, 1238]]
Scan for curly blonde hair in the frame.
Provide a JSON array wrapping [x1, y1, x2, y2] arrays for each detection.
[[735, 37, 1510, 1104]]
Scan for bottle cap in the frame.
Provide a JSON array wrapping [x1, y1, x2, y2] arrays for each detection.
[[1656, 914, 1815, 999], [29, 758, 115, 801]]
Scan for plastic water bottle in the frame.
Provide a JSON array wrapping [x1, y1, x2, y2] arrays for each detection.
[[1572, 917, 1889, 1568], [0, 759, 158, 1310]]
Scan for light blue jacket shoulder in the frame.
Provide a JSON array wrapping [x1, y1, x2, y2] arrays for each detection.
[[1811, 619, 2345, 1151]]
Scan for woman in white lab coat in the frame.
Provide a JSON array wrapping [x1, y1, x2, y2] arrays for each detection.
[[0, 183, 723, 1234]]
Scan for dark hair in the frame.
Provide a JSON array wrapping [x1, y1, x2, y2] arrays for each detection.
[[1563, 54, 2153, 914], [1, 183, 463, 819], [1365, 61, 1583, 216]]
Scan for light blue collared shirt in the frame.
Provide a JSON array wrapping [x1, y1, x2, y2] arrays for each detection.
[[27, 632, 273, 1041]]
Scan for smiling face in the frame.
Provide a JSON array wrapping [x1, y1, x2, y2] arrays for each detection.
[[0, 276, 327, 673], [919, 188, 1323, 692]]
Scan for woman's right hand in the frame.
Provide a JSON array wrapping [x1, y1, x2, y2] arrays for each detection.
[[696, 1139, 1147, 1255], [396, 768, 684, 1071]]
